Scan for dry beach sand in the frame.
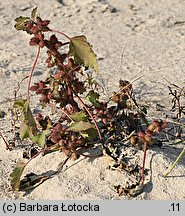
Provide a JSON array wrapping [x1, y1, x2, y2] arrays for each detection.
[[0, 0, 185, 200]]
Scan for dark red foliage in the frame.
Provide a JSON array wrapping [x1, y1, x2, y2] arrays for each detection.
[[29, 34, 45, 47], [137, 120, 168, 145], [26, 17, 50, 35], [49, 123, 85, 159]]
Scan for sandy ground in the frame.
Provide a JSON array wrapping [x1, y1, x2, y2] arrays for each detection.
[[0, 0, 185, 200]]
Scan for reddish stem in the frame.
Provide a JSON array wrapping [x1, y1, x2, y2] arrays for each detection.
[[27, 46, 41, 101], [0, 131, 11, 150], [26, 147, 48, 166], [67, 83, 80, 112], [73, 92, 102, 141], [68, 65, 81, 74], [25, 143, 60, 167], [141, 141, 147, 185], [51, 29, 71, 41]]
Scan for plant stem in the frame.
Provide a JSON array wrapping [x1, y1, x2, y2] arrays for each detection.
[[74, 92, 102, 140], [51, 29, 71, 41], [163, 130, 181, 139], [165, 147, 185, 177], [25, 143, 60, 167], [0, 131, 11, 150], [177, 98, 182, 119], [14, 75, 29, 100], [27, 46, 41, 101], [67, 83, 80, 112], [141, 141, 147, 185], [26, 146, 48, 166], [53, 155, 71, 175], [48, 103, 74, 122], [61, 42, 70, 46], [68, 65, 81, 74]]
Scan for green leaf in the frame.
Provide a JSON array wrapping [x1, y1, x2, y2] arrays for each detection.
[[31, 7, 38, 21], [31, 130, 50, 147], [81, 128, 98, 140], [86, 90, 100, 107], [14, 99, 38, 140], [69, 111, 88, 122], [69, 121, 95, 132], [14, 16, 31, 32], [20, 122, 31, 140], [9, 161, 26, 191], [13, 98, 27, 109], [69, 35, 99, 72]]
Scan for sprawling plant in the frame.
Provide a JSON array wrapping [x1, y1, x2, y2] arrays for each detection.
[[8, 8, 169, 195]]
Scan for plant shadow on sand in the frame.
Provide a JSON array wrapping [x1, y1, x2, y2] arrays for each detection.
[[21, 157, 86, 196]]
